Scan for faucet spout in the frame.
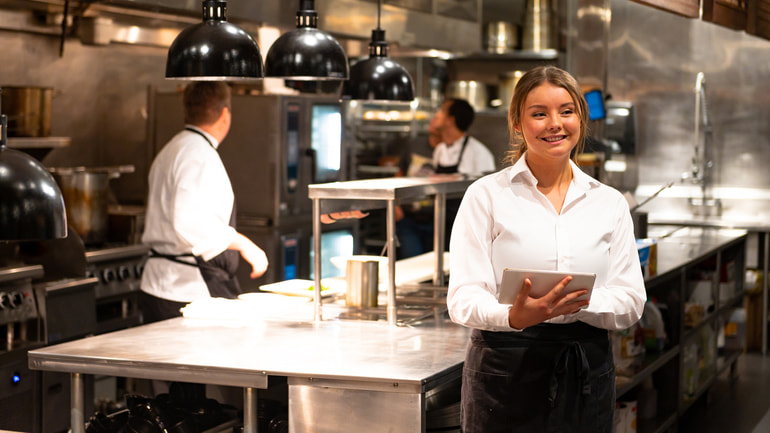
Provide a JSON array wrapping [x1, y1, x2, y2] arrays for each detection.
[[688, 72, 721, 216]]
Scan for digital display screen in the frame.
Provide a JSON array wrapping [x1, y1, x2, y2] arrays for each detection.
[[309, 228, 355, 279], [311, 104, 342, 183], [584, 89, 606, 120]]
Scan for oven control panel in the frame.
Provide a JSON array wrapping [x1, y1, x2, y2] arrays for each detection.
[[85, 246, 148, 300], [86, 260, 145, 299], [0, 283, 38, 326]]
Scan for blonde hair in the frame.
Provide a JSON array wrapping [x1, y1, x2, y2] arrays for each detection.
[[504, 66, 589, 165]]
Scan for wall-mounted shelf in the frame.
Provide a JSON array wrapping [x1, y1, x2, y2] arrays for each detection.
[[452, 49, 560, 61], [6, 136, 71, 161]]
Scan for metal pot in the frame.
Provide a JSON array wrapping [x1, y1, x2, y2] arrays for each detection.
[[446, 80, 489, 112], [0, 86, 53, 137], [486, 21, 519, 54], [50, 165, 134, 244]]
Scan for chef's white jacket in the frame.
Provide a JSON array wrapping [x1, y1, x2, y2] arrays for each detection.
[[447, 154, 646, 332], [140, 126, 238, 303], [432, 135, 496, 176]]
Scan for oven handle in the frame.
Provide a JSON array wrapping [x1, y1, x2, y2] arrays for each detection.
[[304, 148, 317, 185]]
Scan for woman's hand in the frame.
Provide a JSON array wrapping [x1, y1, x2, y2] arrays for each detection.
[[507, 276, 589, 329]]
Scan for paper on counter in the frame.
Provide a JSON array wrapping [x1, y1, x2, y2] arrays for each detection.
[[180, 294, 310, 321]]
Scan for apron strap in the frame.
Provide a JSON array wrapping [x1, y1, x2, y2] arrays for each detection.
[[185, 127, 215, 148], [147, 248, 198, 267], [435, 134, 470, 174]]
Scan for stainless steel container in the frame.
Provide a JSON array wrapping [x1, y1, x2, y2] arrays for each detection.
[[345, 259, 379, 308], [521, 0, 555, 51], [50, 165, 134, 245], [498, 71, 524, 111], [486, 21, 519, 54], [0, 86, 53, 137], [446, 80, 488, 112]]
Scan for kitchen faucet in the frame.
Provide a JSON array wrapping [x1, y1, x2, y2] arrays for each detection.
[[682, 72, 721, 216]]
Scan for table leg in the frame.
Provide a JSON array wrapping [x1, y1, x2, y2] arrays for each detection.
[[387, 199, 397, 326], [762, 232, 768, 355], [244, 387, 259, 433], [71, 372, 85, 433]]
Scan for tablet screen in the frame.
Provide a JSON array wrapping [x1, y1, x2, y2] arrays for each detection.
[[498, 268, 596, 305]]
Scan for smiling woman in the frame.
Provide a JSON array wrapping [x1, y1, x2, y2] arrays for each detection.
[[446, 65, 646, 433]]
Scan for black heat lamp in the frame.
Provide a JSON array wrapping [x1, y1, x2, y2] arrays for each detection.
[[264, 0, 349, 80], [342, 0, 415, 101], [166, 0, 264, 81]]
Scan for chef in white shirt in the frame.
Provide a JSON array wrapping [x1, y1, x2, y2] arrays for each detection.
[[430, 98, 496, 177], [428, 98, 496, 248], [140, 81, 268, 323]]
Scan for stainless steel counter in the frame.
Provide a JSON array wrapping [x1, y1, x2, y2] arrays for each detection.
[[649, 226, 748, 278], [650, 217, 770, 354], [28, 316, 471, 433]]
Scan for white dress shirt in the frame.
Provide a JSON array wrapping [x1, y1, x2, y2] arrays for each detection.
[[432, 135, 496, 176], [141, 126, 238, 303], [447, 154, 646, 332]]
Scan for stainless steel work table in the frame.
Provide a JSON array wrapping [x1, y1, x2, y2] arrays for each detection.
[[650, 215, 770, 354], [309, 176, 475, 326], [28, 316, 471, 433]]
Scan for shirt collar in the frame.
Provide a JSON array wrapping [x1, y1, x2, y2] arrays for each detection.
[[446, 134, 467, 148], [508, 151, 601, 193], [185, 124, 220, 149]]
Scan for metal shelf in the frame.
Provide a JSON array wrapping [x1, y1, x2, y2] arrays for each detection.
[[6, 136, 71, 149], [452, 49, 561, 61]]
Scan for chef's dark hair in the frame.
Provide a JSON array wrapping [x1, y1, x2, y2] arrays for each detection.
[[445, 98, 475, 132], [183, 82, 232, 126]]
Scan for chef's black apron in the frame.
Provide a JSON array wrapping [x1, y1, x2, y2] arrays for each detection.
[[435, 135, 469, 248], [461, 322, 615, 433], [147, 127, 241, 299]]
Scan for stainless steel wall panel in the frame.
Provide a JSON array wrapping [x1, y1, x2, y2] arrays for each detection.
[[602, 0, 770, 218]]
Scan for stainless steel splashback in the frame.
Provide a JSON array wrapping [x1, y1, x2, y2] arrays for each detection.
[[576, 0, 770, 219]]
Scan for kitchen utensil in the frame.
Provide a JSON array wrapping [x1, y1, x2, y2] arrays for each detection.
[[345, 258, 379, 308], [50, 165, 135, 244], [486, 21, 519, 54], [522, 0, 555, 51], [0, 86, 53, 137], [446, 80, 489, 112]]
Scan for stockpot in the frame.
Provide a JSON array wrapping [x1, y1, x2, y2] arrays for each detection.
[[50, 165, 134, 244]]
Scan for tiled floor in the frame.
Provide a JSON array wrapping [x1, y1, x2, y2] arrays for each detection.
[[679, 352, 770, 433]]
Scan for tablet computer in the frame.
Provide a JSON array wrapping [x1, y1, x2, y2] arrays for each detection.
[[498, 268, 596, 305]]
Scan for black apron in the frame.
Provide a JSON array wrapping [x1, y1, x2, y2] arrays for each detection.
[[147, 127, 241, 299], [435, 135, 469, 247], [461, 322, 615, 433]]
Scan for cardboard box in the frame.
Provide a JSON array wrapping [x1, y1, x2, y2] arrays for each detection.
[[636, 239, 657, 278]]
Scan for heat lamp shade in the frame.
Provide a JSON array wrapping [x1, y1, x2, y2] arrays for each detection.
[[343, 57, 415, 101], [0, 146, 67, 241], [264, 28, 349, 80], [166, 20, 264, 81]]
